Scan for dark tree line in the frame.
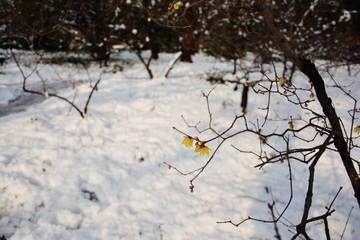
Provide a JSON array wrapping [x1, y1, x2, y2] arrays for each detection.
[[0, 0, 359, 66]]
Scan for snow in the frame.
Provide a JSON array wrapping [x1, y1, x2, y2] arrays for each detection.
[[0, 51, 359, 239], [0, 86, 21, 104]]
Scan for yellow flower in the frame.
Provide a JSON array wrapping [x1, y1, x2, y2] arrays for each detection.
[[244, 82, 249, 87], [39, 56, 43, 64], [310, 56, 314, 63], [288, 121, 293, 130], [174, 4, 179, 10], [279, 77, 285, 84], [280, 155, 288, 163], [310, 92, 314, 98], [181, 136, 193, 148], [147, 17, 151, 22], [354, 126, 360, 134], [195, 142, 211, 156], [194, 142, 200, 151]]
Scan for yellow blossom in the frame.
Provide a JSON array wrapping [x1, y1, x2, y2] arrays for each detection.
[[174, 3, 179, 10], [354, 126, 360, 134], [281, 155, 288, 163], [244, 82, 249, 87], [147, 17, 151, 22], [194, 142, 200, 151], [288, 121, 293, 130], [39, 56, 43, 64], [279, 77, 285, 84], [195, 142, 211, 156], [310, 92, 314, 98], [181, 136, 193, 148]]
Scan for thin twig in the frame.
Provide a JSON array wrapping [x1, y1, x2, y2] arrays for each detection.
[[84, 74, 102, 114], [340, 206, 354, 240]]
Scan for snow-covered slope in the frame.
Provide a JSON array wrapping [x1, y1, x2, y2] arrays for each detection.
[[0, 51, 359, 239]]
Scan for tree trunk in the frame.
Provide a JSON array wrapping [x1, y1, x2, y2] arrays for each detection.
[[241, 84, 249, 113], [180, 0, 198, 62]]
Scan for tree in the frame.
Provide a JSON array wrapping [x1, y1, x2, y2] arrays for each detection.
[[0, 0, 70, 51], [179, 0, 199, 62], [68, 0, 118, 66], [165, 0, 360, 238], [107, 0, 180, 78], [199, 1, 247, 74]]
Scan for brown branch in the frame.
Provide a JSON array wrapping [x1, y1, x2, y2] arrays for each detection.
[[295, 133, 333, 237], [164, 52, 182, 78], [135, 50, 154, 79], [11, 50, 84, 118], [84, 75, 102, 114], [269, 202, 282, 240]]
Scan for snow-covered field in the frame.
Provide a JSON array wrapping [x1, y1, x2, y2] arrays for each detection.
[[0, 50, 359, 239]]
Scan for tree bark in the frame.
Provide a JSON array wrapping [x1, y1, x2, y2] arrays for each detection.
[[241, 84, 249, 113]]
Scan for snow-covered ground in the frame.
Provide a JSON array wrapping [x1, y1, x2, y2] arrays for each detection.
[[0, 50, 359, 239], [0, 86, 21, 105]]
